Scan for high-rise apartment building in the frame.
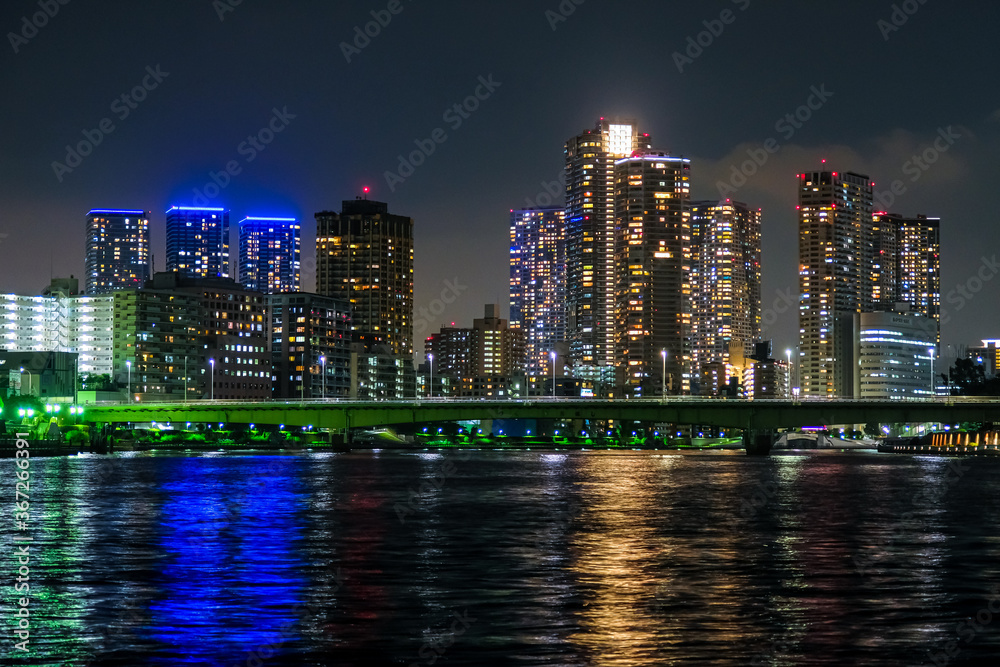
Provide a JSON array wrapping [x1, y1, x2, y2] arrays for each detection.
[[165, 206, 231, 279], [268, 292, 352, 399], [564, 119, 651, 385], [113, 273, 269, 401], [509, 207, 565, 376], [85, 209, 151, 295], [689, 200, 762, 390], [872, 212, 941, 337], [315, 199, 414, 356], [797, 170, 874, 397], [1, 290, 114, 376], [238, 217, 301, 294], [613, 151, 691, 397], [425, 304, 525, 397]]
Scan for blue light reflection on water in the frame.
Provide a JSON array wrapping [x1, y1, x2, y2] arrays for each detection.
[[147, 457, 305, 664]]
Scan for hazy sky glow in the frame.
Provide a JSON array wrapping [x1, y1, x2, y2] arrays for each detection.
[[2, 0, 999, 359]]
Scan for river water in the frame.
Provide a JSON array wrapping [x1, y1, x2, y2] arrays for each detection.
[[3, 449, 1000, 666]]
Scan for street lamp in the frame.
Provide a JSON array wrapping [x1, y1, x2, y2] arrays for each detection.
[[550, 351, 557, 399], [785, 349, 792, 398], [928, 347, 935, 397], [320, 355, 326, 399], [126, 360, 131, 403], [428, 353, 434, 398], [209, 358, 215, 401], [661, 349, 668, 400]]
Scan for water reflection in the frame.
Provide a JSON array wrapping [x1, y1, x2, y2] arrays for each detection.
[[3, 451, 1000, 665]]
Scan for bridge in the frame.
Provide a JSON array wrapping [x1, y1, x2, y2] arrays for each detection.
[[82, 397, 1000, 454]]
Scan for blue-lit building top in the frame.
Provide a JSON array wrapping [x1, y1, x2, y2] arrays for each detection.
[[238, 217, 301, 294], [165, 206, 231, 279], [85, 208, 151, 295]]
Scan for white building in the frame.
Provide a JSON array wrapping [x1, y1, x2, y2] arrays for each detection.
[[859, 308, 937, 399], [1, 293, 114, 376]]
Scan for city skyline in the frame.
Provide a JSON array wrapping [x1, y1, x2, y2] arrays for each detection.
[[2, 1, 999, 357]]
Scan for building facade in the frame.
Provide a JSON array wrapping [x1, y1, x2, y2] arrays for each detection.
[[509, 207, 565, 376], [797, 170, 874, 398], [613, 151, 691, 397], [859, 308, 937, 398], [268, 292, 352, 399], [238, 217, 301, 294], [113, 273, 269, 402], [689, 200, 762, 391], [0, 351, 78, 401], [1, 292, 114, 377], [85, 209, 151, 295], [564, 118, 651, 386], [315, 199, 413, 356], [425, 304, 525, 397], [873, 213, 940, 332], [165, 206, 231, 279]]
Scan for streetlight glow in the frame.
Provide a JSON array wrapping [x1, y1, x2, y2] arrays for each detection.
[[209, 358, 215, 401], [320, 355, 326, 399], [550, 351, 557, 398]]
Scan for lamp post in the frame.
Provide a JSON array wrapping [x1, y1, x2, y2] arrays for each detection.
[[785, 348, 792, 399], [301, 354, 305, 401], [928, 347, 935, 397], [320, 355, 326, 399], [209, 358, 215, 401], [428, 353, 434, 398], [550, 351, 557, 399], [661, 349, 668, 400], [126, 360, 131, 403]]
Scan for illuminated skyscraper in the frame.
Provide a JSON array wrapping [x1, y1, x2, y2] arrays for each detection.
[[315, 198, 413, 356], [797, 170, 874, 397], [165, 206, 231, 279], [613, 151, 691, 397], [238, 216, 301, 294], [564, 118, 651, 386], [690, 200, 762, 391], [509, 207, 565, 376], [873, 212, 940, 337], [85, 209, 150, 295]]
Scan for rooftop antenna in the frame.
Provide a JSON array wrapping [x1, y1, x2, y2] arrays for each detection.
[[362, 186, 370, 200]]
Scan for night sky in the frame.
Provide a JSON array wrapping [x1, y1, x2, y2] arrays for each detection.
[[2, 0, 999, 360]]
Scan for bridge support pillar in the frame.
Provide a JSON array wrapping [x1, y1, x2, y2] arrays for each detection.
[[743, 429, 776, 456]]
